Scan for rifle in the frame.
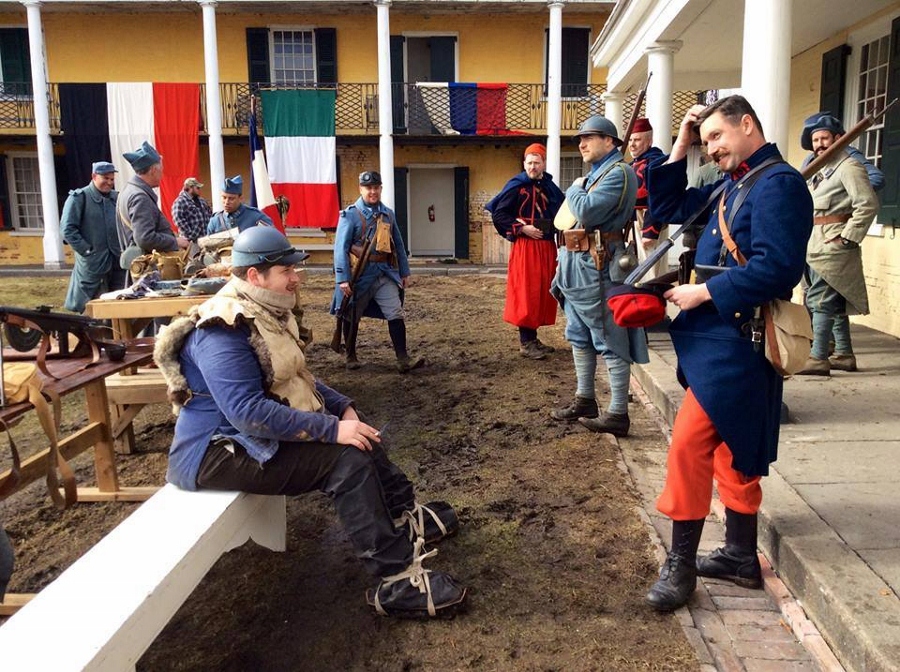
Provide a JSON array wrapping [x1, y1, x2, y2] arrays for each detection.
[[625, 97, 898, 288], [330, 233, 376, 353], [0, 306, 126, 379], [620, 72, 652, 257]]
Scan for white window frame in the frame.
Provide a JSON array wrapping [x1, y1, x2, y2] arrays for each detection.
[[559, 153, 588, 185], [6, 151, 44, 233], [269, 26, 317, 86], [845, 9, 900, 233]]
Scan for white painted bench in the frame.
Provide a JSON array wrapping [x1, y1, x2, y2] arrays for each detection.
[[0, 484, 285, 671]]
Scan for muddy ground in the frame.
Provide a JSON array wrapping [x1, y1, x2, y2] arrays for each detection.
[[0, 272, 696, 671]]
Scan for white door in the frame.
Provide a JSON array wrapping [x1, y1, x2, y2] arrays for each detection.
[[408, 168, 455, 256]]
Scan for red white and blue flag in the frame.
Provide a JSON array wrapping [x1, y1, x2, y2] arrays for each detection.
[[249, 105, 284, 233]]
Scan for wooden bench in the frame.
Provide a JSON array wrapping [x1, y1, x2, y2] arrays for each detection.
[[104, 369, 169, 453], [0, 484, 286, 671]]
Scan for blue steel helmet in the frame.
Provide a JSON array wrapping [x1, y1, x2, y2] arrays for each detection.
[[231, 226, 309, 267], [574, 115, 623, 146], [800, 112, 845, 151]]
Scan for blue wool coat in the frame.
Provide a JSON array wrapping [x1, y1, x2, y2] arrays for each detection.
[[550, 148, 648, 364], [329, 198, 410, 319], [647, 144, 813, 476], [484, 171, 564, 241], [207, 203, 274, 234]]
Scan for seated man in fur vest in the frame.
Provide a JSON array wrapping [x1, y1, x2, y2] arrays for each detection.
[[154, 226, 466, 618]]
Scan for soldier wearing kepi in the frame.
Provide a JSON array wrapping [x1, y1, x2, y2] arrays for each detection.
[[62, 161, 125, 313], [207, 175, 274, 234], [628, 118, 668, 280], [485, 143, 565, 359], [549, 115, 646, 437], [644, 95, 813, 611], [797, 113, 878, 376], [331, 170, 423, 373], [154, 226, 466, 618]]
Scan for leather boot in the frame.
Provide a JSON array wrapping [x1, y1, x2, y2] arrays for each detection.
[[696, 509, 762, 589], [389, 319, 424, 372], [578, 411, 629, 437], [395, 501, 459, 545], [645, 519, 704, 611], [550, 396, 598, 421]]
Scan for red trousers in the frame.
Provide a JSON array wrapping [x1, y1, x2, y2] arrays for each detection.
[[657, 389, 762, 520]]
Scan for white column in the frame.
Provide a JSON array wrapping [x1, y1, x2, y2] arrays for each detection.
[[545, 1, 565, 185], [601, 91, 626, 138], [200, 0, 225, 206], [741, 0, 791, 150], [375, 0, 395, 208], [645, 41, 681, 153], [22, 1, 62, 268]]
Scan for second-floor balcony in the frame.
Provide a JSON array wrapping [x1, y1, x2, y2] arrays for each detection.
[[1, 82, 703, 138]]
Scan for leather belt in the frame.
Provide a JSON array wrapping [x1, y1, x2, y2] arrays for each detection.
[[813, 214, 851, 225], [369, 252, 391, 263]]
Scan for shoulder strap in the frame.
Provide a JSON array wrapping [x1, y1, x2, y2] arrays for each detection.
[[717, 156, 784, 266]]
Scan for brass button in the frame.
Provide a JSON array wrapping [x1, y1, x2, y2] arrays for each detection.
[[712, 228, 717, 235], [734, 312, 741, 318]]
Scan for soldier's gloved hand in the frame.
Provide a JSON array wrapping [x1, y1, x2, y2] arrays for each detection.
[[840, 237, 859, 249]]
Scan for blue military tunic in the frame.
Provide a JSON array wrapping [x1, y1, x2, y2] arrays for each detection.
[[207, 203, 274, 234], [550, 147, 648, 364], [329, 198, 410, 319], [62, 182, 120, 312], [647, 143, 813, 476]]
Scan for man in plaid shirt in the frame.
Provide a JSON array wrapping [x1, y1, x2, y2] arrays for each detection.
[[171, 177, 213, 246]]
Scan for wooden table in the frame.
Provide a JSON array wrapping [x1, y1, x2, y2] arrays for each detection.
[[84, 295, 208, 453], [0, 351, 157, 504]]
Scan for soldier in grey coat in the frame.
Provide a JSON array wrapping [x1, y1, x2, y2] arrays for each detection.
[[62, 162, 125, 312], [115, 141, 188, 271], [798, 114, 878, 376]]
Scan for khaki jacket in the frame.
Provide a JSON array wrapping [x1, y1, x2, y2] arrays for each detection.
[[806, 152, 877, 314]]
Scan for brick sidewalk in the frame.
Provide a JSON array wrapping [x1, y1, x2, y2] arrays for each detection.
[[622, 381, 844, 672]]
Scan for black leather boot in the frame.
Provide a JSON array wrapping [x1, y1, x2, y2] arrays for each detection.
[[578, 411, 629, 437], [389, 319, 424, 372], [696, 509, 762, 589], [550, 396, 598, 421], [645, 519, 704, 611]]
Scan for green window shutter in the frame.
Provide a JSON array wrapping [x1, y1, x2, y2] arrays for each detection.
[[246, 27, 270, 85], [0, 28, 32, 96], [394, 167, 409, 253], [453, 166, 469, 259], [879, 16, 900, 224], [820, 44, 850, 115], [429, 37, 456, 83], [315, 28, 337, 85], [0, 155, 11, 230], [545, 27, 590, 97], [390, 35, 406, 133]]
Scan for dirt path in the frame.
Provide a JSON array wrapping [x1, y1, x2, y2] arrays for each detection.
[[1, 273, 697, 671]]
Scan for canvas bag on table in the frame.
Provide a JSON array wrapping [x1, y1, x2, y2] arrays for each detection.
[[1, 363, 77, 508], [716, 197, 813, 377]]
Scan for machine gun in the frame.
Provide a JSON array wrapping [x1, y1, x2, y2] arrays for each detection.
[[0, 306, 126, 378]]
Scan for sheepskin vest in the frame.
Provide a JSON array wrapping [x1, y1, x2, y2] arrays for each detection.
[[155, 277, 322, 415]]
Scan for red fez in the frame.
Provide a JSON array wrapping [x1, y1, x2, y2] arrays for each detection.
[[632, 118, 652, 133], [523, 143, 547, 159]]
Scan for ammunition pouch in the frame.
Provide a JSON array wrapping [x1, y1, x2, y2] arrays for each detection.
[[693, 263, 727, 284]]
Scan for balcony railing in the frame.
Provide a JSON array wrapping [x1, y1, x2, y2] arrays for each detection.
[[2, 82, 705, 138]]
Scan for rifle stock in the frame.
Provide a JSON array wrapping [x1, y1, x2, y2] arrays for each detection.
[[330, 234, 376, 353]]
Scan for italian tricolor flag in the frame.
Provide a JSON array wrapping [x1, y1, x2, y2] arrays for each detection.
[[260, 89, 340, 228]]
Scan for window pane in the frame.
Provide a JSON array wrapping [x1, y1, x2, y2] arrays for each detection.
[[11, 155, 43, 230], [272, 29, 316, 85], [855, 33, 889, 164]]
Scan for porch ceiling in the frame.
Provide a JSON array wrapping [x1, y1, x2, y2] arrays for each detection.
[[594, 0, 897, 93], [0, 0, 614, 15]]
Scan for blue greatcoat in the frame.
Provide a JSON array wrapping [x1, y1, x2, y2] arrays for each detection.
[[329, 197, 410, 320], [647, 144, 813, 476], [166, 323, 352, 490], [62, 182, 120, 312], [207, 203, 274, 234], [550, 148, 648, 364]]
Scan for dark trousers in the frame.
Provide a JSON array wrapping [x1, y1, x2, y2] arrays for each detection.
[[196, 438, 415, 577]]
